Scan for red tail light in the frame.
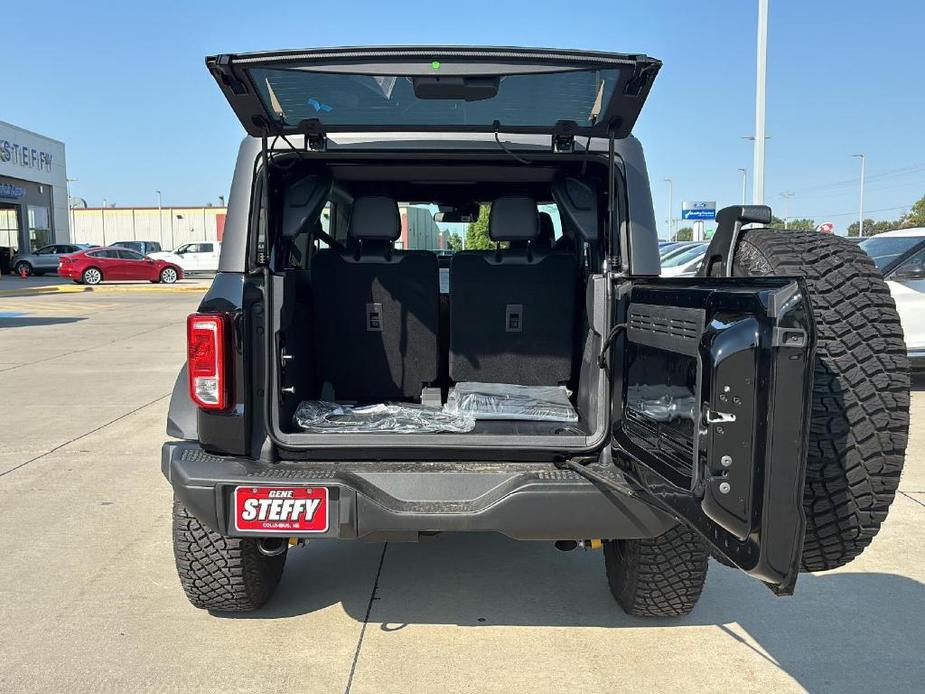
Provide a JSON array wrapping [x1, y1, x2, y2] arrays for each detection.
[[187, 313, 229, 410]]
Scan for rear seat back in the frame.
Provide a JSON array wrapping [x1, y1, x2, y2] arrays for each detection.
[[310, 196, 439, 401], [449, 196, 577, 386]]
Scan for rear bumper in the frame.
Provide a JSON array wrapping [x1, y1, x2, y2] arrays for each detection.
[[162, 441, 674, 541]]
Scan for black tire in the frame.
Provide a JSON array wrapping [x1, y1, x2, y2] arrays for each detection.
[[733, 230, 909, 571], [159, 266, 179, 284], [604, 525, 709, 617], [82, 266, 103, 285], [15, 261, 32, 277], [172, 498, 287, 611]]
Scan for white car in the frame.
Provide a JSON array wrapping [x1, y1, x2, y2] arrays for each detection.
[[858, 228, 925, 360], [148, 242, 221, 273]]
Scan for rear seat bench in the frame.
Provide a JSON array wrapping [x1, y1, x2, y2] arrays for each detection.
[[310, 196, 440, 402], [449, 196, 578, 388]]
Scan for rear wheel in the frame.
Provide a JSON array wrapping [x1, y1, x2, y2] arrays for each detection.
[[172, 498, 287, 612], [82, 267, 103, 285], [733, 230, 910, 571], [604, 525, 709, 617], [159, 266, 178, 284]]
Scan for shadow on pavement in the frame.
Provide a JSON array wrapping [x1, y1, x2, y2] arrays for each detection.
[[0, 316, 87, 328], [222, 533, 925, 692]]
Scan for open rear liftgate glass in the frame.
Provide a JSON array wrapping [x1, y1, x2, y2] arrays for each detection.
[[613, 279, 815, 594]]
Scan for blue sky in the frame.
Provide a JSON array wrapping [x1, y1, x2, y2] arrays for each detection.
[[4, 0, 923, 235]]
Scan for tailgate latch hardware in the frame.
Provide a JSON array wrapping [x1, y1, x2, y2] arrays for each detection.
[[704, 408, 736, 425]]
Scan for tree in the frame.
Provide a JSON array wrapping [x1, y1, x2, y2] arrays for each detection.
[[675, 227, 693, 241], [465, 204, 493, 250], [847, 218, 901, 237], [787, 218, 817, 232], [902, 194, 925, 228], [446, 232, 463, 251]]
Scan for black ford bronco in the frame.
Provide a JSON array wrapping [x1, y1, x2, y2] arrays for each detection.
[[163, 46, 909, 616]]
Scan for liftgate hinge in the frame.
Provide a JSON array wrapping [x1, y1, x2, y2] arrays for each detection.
[[210, 55, 249, 96]]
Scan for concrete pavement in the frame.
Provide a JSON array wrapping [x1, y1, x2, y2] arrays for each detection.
[[0, 289, 923, 693]]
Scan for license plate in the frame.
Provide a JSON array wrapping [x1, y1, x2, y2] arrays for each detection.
[[233, 486, 330, 533]]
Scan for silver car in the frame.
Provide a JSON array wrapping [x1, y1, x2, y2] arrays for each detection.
[[11, 243, 93, 276]]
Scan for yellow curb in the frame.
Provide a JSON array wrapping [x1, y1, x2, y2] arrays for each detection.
[[0, 283, 208, 297], [78, 284, 209, 294], [0, 285, 92, 297]]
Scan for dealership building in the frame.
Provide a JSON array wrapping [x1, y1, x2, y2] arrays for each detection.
[[0, 121, 69, 254], [1, 118, 446, 255]]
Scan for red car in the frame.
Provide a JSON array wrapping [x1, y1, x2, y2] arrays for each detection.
[[58, 246, 183, 285]]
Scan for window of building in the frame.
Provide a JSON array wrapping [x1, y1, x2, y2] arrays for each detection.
[[27, 205, 52, 252]]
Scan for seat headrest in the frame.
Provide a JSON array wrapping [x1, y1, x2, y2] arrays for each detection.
[[537, 212, 555, 249], [489, 196, 538, 242], [349, 196, 401, 241]]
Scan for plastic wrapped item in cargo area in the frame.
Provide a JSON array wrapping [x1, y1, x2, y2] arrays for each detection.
[[625, 385, 697, 423], [293, 401, 476, 434], [445, 382, 579, 422]]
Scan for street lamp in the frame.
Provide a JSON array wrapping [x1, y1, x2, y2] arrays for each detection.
[[737, 168, 748, 205], [663, 177, 673, 240], [753, 0, 769, 205], [779, 191, 795, 228], [218, 195, 225, 207], [852, 154, 866, 237], [66, 178, 78, 240]]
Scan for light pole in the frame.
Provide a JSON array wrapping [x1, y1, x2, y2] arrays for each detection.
[[66, 177, 78, 240], [779, 191, 795, 228], [218, 195, 225, 207], [156, 190, 163, 247], [853, 154, 866, 237], [663, 177, 673, 240], [753, 0, 769, 205], [101, 198, 108, 245], [737, 168, 748, 205]]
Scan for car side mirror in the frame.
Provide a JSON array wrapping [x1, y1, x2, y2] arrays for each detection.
[[892, 266, 925, 281]]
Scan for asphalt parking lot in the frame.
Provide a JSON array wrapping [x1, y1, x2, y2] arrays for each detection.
[[1, 285, 923, 694]]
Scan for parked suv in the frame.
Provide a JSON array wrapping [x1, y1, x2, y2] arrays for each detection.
[[163, 46, 909, 616], [11, 243, 92, 276]]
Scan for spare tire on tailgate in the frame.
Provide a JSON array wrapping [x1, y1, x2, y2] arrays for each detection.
[[732, 229, 910, 571]]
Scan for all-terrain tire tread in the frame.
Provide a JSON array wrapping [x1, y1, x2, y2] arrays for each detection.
[[172, 497, 286, 611], [734, 230, 909, 571], [604, 525, 709, 617]]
